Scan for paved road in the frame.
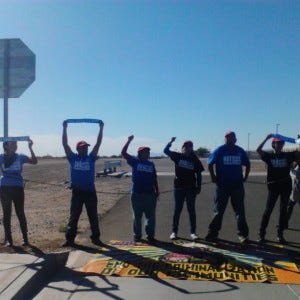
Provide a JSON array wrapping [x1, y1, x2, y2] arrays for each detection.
[[33, 175, 300, 300]]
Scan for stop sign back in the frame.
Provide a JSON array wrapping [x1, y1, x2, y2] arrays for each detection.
[[0, 38, 35, 98]]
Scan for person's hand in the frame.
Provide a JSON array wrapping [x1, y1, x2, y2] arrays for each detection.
[[170, 137, 176, 143], [266, 133, 273, 140], [128, 135, 134, 142], [63, 120, 68, 128], [99, 120, 104, 127], [28, 139, 33, 148]]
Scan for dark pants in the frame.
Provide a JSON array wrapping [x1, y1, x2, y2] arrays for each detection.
[[131, 192, 157, 240], [66, 189, 100, 242], [0, 186, 27, 243], [172, 188, 197, 234], [259, 184, 291, 236], [208, 184, 249, 237]]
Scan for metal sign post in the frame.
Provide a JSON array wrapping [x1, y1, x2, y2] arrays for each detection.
[[0, 38, 36, 139]]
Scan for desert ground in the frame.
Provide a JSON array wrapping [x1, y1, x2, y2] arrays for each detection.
[[0, 157, 267, 254]]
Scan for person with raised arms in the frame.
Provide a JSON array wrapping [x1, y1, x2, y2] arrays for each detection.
[[164, 138, 204, 241], [256, 134, 299, 244], [62, 120, 104, 247], [0, 139, 37, 247], [121, 135, 159, 243]]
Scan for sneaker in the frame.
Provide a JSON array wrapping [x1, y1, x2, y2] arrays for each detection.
[[62, 240, 75, 247], [257, 235, 266, 243], [170, 232, 177, 240], [190, 233, 200, 241], [205, 233, 218, 242], [92, 239, 103, 246], [5, 240, 13, 247], [134, 237, 142, 242], [238, 235, 249, 244], [277, 236, 287, 244], [147, 237, 157, 244]]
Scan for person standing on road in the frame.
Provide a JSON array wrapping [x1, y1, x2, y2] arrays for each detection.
[[121, 135, 159, 243], [164, 138, 204, 241], [62, 120, 104, 247], [205, 131, 250, 244], [0, 140, 37, 247], [256, 134, 299, 244], [286, 161, 300, 228]]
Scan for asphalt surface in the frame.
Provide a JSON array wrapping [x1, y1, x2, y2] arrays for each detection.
[[32, 174, 300, 300]]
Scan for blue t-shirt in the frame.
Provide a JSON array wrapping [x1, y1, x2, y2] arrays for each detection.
[[208, 145, 250, 187], [68, 153, 97, 192], [0, 154, 28, 187], [126, 156, 157, 193]]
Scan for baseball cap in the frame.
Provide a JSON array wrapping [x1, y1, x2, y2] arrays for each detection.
[[182, 140, 193, 148], [137, 146, 150, 153], [272, 138, 283, 143], [76, 140, 90, 149], [225, 131, 236, 138]]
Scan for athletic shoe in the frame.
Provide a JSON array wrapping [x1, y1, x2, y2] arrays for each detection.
[[190, 233, 200, 241], [92, 239, 103, 246], [5, 240, 13, 247], [147, 237, 157, 244], [170, 232, 177, 240], [134, 237, 142, 242], [238, 235, 249, 244], [277, 236, 287, 244], [205, 233, 218, 242]]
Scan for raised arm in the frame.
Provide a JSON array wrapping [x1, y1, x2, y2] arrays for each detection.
[[62, 121, 73, 157], [25, 139, 38, 165], [121, 135, 134, 160], [163, 137, 176, 156], [256, 134, 273, 156], [91, 120, 104, 157]]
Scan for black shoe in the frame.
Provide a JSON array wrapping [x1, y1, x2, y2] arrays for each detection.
[[62, 240, 75, 247], [205, 233, 218, 242], [134, 237, 142, 242], [22, 237, 29, 246], [277, 236, 287, 244], [92, 239, 103, 246], [147, 237, 157, 244]]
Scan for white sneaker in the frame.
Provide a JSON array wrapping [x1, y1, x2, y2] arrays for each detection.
[[190, 233, 199, 240], [170, 232, 177, 240]]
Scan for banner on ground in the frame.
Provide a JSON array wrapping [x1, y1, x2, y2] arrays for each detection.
[[80, 240, 300, 284]]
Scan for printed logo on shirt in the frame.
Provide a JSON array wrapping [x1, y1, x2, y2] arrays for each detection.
[[271, 159, 288, 168], [223, 155, 241, 165], [178, 159, 194, 170], [3, 160, 22, 171], [137, 163, 154, 173], [74, 161, 91, 171]]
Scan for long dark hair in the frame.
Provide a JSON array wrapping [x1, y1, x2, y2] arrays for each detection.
[[3, 142, 17, 168]]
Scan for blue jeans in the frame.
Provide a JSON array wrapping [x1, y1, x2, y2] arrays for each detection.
[[173, 188, 197, 234], [208, 184, 249, 237], [66, 189, 100, 242], [131, 192, 157, 240]]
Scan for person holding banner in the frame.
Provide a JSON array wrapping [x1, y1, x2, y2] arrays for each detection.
[[62, 120, 104, 247], [205, 131, 250, 244], [0, 139, 37, 247], [256, 134, 299, 244], [121, 135, 159, 243], [164, 138, 204, 241]]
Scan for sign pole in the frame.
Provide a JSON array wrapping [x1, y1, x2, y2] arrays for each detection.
[[3, 39, 9, 138]]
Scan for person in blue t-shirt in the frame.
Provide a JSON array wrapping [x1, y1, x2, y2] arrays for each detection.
[[0, 140, 37, 247], [164, 138, 204, 241], [205, 131, 251, 244], [62, 120, 104, 247], [121, 135, 159, 243]]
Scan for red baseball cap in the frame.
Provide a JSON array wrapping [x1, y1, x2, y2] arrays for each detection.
[[182, 140, 193, 148], [225, 131, 236, 138], [272, 138, 282, 143], [76, 140, 90, 149], [137, 146, 150, 153]]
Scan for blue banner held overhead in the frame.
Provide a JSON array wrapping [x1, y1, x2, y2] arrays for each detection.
[[65, 118, 101, 124], [0, 136, 30, 142]]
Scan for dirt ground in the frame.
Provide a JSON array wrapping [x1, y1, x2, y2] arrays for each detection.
[[0, 158, 266, 254]]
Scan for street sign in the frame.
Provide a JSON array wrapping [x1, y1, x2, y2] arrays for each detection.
[[0, 38, 35, 98]]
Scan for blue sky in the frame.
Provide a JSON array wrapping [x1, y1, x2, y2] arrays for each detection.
[[0, 1, 299, 156]]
